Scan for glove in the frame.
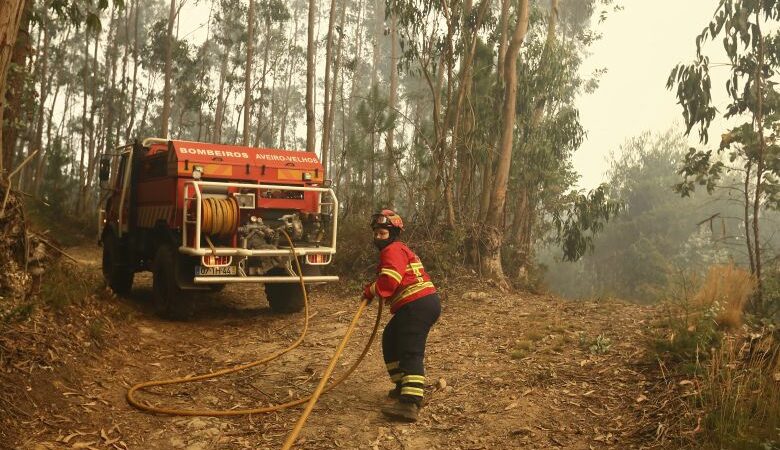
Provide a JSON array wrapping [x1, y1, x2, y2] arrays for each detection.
[[362, 283, 375, 302]]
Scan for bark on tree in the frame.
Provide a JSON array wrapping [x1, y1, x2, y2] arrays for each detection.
[[320, 0, 338, 175], [324, 0, 346, 177], [509, 0, 558, 281], [253, 8, 272, 147], [478, 0, 509, 223], [305, 0, 316, 152], [480, 0, 530, 286], [0, 0, 29, 176], [242, 0, 254, 146], [752, 16, 766, 307], [279, 9, 300, 148], [126, 0, 140, 140], [160, 0, 177, 137], [213, 48, 229, 143], [385, 10, 399, 207]]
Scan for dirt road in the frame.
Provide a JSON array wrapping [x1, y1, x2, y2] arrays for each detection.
[[7, 247, 657, 449]]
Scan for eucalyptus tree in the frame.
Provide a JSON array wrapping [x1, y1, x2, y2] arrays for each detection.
[[305, 0, 316, 152], [1, 0, 118, 175], [242, 0, 255, 145], [1, 0, 32, 174], [669, 0, 780, 309], [253, 0, 291, 147], [160, 0, 178, 137], [480, 0, 530, 285]]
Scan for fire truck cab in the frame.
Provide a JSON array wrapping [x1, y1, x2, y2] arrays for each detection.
[[98, 138, 338, 318]]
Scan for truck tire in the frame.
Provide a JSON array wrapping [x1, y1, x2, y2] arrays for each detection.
[[152, 245, 189, 320], [102, 233, 134, 295], [264, 267, 305, 313]]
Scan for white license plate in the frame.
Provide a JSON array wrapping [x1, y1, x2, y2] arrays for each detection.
[[195, 266, 237, 276]]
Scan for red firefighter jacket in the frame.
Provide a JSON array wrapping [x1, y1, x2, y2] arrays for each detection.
[[364, 241, 437, 314]]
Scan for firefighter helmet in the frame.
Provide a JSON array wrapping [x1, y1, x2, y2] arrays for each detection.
[[371, 209, 404, 231]]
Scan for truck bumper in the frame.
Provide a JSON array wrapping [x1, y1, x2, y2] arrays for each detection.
[[193, 275, 339, 284]]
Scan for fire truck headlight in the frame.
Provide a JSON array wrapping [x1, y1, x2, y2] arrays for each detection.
[[302, 172, 312, 181], [192, 165, 203, 180]]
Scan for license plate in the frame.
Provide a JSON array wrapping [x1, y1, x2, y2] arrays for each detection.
[[195, 266, 237, 276]]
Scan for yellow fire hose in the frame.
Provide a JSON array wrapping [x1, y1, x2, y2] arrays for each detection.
[[126, 230, 382, 449]]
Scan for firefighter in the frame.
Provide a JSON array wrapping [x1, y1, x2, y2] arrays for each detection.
[[362, 209, 441, 422]]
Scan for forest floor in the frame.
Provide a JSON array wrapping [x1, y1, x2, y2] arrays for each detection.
[[3, 245, 667, 450]]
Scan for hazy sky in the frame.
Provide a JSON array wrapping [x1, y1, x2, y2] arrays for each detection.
[[575, 0, 729, 189]]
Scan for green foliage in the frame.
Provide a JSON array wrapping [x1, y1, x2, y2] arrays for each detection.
[[668, 0, 780, 311], [356, 84, 396, 137], [39, 261, 100, 310], [552, 184, 621, 262], [49, 0, 124, 32], [653, 302, 722, 372]]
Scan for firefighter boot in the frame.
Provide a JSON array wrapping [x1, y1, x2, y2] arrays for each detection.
[[381, 400, 419, 422], [387, 384, 401, 399]]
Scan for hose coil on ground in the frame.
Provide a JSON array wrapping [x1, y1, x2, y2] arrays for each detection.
[[200, 197, 239, 237]]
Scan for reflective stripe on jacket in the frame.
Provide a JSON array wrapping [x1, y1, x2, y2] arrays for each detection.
[[368, 241, 437, 314]]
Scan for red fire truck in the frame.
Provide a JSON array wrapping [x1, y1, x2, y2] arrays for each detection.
[[98, 138, 338, 318]]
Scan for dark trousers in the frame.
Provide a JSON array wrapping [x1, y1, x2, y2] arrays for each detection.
[[382, 293, 441, 405]]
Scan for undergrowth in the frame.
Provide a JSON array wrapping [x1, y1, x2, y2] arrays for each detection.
[[648, 264, 780, 448], [330, 218, 466, 289], [24, 199, 95, 247], [2, 260, 102, 323]]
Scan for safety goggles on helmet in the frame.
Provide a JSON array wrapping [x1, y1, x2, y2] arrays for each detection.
[[370, 209, 404, 230]]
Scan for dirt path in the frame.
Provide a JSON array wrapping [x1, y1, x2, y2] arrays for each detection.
[[8, 247, 658, 450]]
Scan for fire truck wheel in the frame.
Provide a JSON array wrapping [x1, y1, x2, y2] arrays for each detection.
[[264, 268, 305, 313], [152, 246, 189, 320], [102, 233, 134, 295]]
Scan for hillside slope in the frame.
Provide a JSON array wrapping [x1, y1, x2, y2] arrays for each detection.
[[3, 246, 660, 450]]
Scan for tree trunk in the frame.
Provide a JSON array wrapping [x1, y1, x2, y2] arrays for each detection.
[[320, 0, 338, 176], [77, 27, 89, 213], [117, 1, 130, 143], [305, 0, 317, 152], [103, 7, 120, 151], [507, 0, 558, 281], [752, 19, 766, 307], [325, 0, 346, 177], [480, 0, 530, 286], [478, 0, 509, 223], [160, 0, 177, 137], [279, 8, 300, 148], [385, 11, 399, 207], [0, 0, 30, 175], [744, 161, 755, 274], [213, 48, 229, 143], [126, 0, 140, 140], [253, 11, 272, 147], [242, 0, 254, 145], [79, 32, 100, 215], [34, 19, 68, 196]]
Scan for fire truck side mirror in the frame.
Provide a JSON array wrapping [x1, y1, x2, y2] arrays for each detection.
[[99, 157, 111, 183]]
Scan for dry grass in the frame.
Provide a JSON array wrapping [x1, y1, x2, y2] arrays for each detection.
[[695, 333, 780, 448], [693, 264, 754, 330]]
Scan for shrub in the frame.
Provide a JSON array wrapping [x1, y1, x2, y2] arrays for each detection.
[[693, 265, 753, 330]]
